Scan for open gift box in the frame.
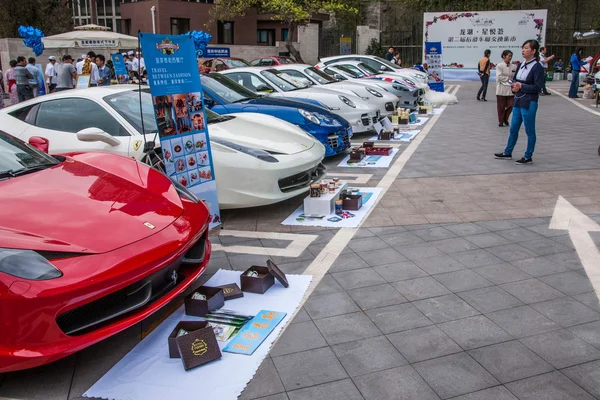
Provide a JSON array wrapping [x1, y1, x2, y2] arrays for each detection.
[[348, 148, 366, 163], [168, 321, 222, 370], [240, 260, 289, 294], [184, 286, 225, 317]]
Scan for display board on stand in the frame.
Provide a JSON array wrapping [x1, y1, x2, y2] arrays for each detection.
[[111, 53, 130, 84], [140, 33, 221, 228], [423, 10, 547, 69], [425, 42, 444, 92]]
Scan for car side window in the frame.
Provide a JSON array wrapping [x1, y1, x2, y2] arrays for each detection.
[[250, 59, 261, 66], [230, 72, 273, 91], [35, 98, 128, 137], [8, 103, 39, 125], [360, 58, 381, 71], [262, 58, 274, 66]]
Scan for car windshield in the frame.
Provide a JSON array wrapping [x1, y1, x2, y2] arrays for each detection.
[[205, 108, 233, 124], [224, 59, 251, 68], [372, 56, 402, 70], [203, 73, 258, 104], [335, 65, 366, 78], [356, 62, 382, 75], [104, 90, 159, 134], [0, 131, 58, 178], [304, 67, 336, 84], [260, 70, 304, 91]]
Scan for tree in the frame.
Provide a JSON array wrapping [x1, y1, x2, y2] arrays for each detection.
[[0, 0, 72, 38], [209, 0, 357, 63]]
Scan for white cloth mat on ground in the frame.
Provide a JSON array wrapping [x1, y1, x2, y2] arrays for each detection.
[[83, 270, 312, 400], [369, 130, 421, 142], [337, 148, 399, 168], [281, 187, 383, 228]]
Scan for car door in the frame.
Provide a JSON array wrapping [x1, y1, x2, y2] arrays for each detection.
[[19, 97, 132, 157]]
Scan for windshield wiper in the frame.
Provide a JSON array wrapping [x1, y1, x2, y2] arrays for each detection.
[[208, 115, 234, 124], [0, 163, 58, 179]]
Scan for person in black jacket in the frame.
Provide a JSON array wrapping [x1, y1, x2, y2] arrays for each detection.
[[385, 47, 395, 62], [494, 40, 544, 164]]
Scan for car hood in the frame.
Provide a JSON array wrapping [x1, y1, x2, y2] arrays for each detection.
[[208, 113, 317, 155], [0, 153, 186, 254], [244, 96, 332, 114], [274, 87, 377, 112]]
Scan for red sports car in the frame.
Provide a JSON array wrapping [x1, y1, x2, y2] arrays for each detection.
[[201, 57, 251, 72], [0, 131, 212, 373], [250, 56, 296, 66]]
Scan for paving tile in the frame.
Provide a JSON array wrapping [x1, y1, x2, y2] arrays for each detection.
[[432, 270, 493, 292], [347, 283, 407, 310], [373, 261, 427, 282], [272, 347, 348, 391], [365, 303, 433, 334], [468, 341, 553, 384], [518, 238, 572, 256], [538, 271, 595, 295], [487, 305, 560, 338], [573, 292, 600, 312], [486, 244, 539, 262], [446, 222, 491, 236], [331, 268, 387, 290], [380, 231, 426, 247], [472, 263, 532, 284], [348, 236, 390, 252], [314, 312, 382, 346], [312, 274, 344, 296], [510, 257, 569, 277], [499, 279, 565, 304], [509, 217, 550, 227], [386, 325, 462, 363], [520, 329, 600, 369], [457, 286, 524, 313], [464, 233, 511, 248], [450, 386, 518, 400], [330, 253, 371, 273], [270, 321, 328, 357], [543, 251, 583, 271], [562, 360, 600, 399], [439, 315, 512, 350], [496, 228, 545, 243], [331, 336, 407, 377], [392, 277, 451, 301], [526, 223, 569, 237], [475, 220, 520, 232], [395, 244, 446, 261], [368, 226, 407, 236], [451, 249, 504, 268], [430, 237, 480, 254], [412, 226, 457, 241], [308, 243, 353, 257], [353, 365, 440, 400], [239, 358, 286, 399], [252, 394, 289, 400], [356, 248, 407, 267], [506, 371, 596, 400], [304, 291, 361, 320], [568, 321, 600, 350], [287, 379, 363, 400], [530, 297, 600, 327], [413, 353, 499, 399], [413, 255, 467, 275], [413, 294, 480, 323], [291, 307, 311, 324]]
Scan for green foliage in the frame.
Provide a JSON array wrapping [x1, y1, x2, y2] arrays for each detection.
[[365, 38, 385, 57], [0, 0, 72, 38]]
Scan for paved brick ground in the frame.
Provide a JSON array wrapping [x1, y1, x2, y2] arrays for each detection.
[[2, 81, 600, 400]]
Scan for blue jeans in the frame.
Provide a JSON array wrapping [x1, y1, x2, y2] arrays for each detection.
[[569, 71, 579, 97], [504, 102, 538, 159]]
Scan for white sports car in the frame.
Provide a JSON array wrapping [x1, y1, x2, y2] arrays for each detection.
[[316, 55, 429, 88], [0, 86, 326, 209], [270, 64, 399, 116], [218, 67, 380, 133]]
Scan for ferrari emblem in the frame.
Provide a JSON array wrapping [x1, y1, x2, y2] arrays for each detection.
[[133, 140, 143, 151], [144, 222, 155, 229], [171, 270, 178, 285]]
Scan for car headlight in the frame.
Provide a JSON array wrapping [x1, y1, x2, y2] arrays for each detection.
[[171, 178, 199, 203], [0, 248, 62, 280], [298, 109, 321, 125], [338, 95, 356, 108], [366, 87, 383, 97], [212, 138, 279, 163]]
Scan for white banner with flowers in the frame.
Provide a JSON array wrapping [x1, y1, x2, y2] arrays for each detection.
[[423, 10, 547, 69]]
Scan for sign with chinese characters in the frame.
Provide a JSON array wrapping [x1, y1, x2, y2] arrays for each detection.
[[340, 37, 352, 55], [423, 10, 547, 69], [110, 53, 129, 84], [425, 42, 444, 92], [78, 39, 118, 47], [140, 33, 221, 228], [223, 310, 286, 355], [196, 47, 231, 58]]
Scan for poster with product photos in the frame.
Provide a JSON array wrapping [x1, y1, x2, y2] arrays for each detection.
[[140, 33, 221, 228]]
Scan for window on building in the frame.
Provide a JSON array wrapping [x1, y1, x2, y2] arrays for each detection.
[[106, 0, 113, 16], [171, 18, 190, 35], [122, 19, 131, 35], [106, 18, 114, 31], [97, 0, 105, 16], [257, 29, 275, 46], [218, 21, 234, 44], [98, 18, 105, 26], [282, 28, 289, 42]]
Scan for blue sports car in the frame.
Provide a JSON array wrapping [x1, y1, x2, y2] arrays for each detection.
[[200, 73, 352, 157]]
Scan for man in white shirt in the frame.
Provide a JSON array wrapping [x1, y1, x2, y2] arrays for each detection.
[[76, 51, 100, 86], [136, 51, 145, 72], [538, 47, 554, 95], [45, 56, 58, 93]]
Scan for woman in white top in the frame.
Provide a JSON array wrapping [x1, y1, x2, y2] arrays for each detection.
[[496, 50, 516, 127]]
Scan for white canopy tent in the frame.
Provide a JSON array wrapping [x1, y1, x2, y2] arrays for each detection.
[[42, 24, 139, 49]]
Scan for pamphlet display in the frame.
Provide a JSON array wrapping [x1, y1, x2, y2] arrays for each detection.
[[110, 53, 130, 84], [425, 42, 445, 92], [140, 33, 221, 228]]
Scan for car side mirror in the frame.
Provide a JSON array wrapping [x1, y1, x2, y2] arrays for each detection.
[[28, 136, 49, 153], [76, 128, 120, 147], [255, 84, 272, 92], [203, 97, 215, 107], [380, 66, 386, 71]]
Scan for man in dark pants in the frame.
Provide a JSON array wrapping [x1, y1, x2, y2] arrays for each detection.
[[477, 49, 492, 101], [13, 56, 33, 102]]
